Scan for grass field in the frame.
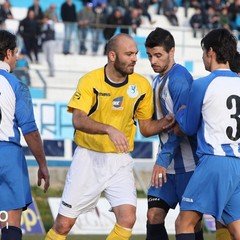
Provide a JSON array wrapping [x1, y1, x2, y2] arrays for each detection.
[[22, 233, 216, 240], [30, 186, 216, 240]]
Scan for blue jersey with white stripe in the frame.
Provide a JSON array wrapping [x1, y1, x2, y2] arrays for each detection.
[[176, 69, 240, 158], [0, 63, 37, 146], [153, 63, 198, 174]]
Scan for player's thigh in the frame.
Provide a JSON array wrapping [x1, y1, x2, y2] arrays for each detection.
[[105, 153, 136, 208]]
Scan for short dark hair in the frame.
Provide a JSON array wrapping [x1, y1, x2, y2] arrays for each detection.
[[230, 51, 240, 74], [201, 28, 237, 64], [0, 30, 17, 61], [145, 27, 175, 53]]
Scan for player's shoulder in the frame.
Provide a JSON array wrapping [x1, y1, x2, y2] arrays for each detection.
[[129, 72, 150, 84]]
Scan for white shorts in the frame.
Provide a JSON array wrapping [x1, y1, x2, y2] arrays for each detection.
[[59, 146, 137, 218]]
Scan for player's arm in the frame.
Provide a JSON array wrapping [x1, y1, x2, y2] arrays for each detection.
[[151, 133, 181, 188], [15, 83, 49, 192], [72, 108, 130, 153], [24, 130, 50, 193], [175, 80, 204, 135], [138, 114, 175, 137]]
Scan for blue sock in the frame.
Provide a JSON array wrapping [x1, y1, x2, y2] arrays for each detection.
[[195, 229, 204, 240], [146, 221, 168, 240], [1, 226, 22, 240], [176, 233, 195, 240]]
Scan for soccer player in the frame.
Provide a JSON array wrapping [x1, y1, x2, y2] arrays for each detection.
[[0, 30, 50, 239], [45, 33, 175, 240], [144, 27, 203, 240], [174, 28, 240, 240], [215, 50, 240, 240]]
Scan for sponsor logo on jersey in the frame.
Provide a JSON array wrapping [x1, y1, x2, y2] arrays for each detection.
[[127, 85, 138, 98], [62, 201, 72, 208], [99, 92, 111, 96], [74, 92, 81, 100], [112, 96, 123, 110], [182, 196, 193, 203]]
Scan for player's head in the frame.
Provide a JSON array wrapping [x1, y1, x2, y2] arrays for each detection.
[[106, 33, 138, 76], [145, 27, 175, 52], [0, 30, 18, 72], [145, 27, 175, 75], [201, 28, 237, 67], [230, 51, 240, 75]]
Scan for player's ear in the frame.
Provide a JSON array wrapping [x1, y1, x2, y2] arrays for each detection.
[[108, 50, 116, 62]]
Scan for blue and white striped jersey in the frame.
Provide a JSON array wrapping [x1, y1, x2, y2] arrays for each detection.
[[176, 69, 240, 158], [153, 63, 198, 174], [0, 61, 37, 146]]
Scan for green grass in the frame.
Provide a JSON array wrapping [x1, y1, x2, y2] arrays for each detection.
[[30, 186, 216, 240], [22, 233, 216, 240]]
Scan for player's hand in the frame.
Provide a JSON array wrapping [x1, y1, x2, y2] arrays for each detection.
[[162, 114, 175, 132], [173, 123, 184, 136], [151, 164, 167, 188], [38, 165, 50, 193], [108, 127, 130, 153]]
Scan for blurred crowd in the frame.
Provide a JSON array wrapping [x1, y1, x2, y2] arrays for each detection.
[[0, 0, 239, 76], [188, 0, 240, 38]]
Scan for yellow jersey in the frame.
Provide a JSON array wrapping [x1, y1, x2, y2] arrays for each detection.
[[68, 67, 153, 153]]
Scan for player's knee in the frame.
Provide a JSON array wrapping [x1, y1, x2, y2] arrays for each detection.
[[53, 216, 76, 235], [118, 213, 136, 229], [175, 213, 197, 233], [147, 208, 166, 224]]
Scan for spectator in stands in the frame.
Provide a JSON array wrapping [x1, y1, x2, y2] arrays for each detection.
[[190, 7, 204, 38], [91, 3, 107, 55], [103, 7, 123, 55], [77, 2, 94, 55], [0, 0, 13, 29], [108, 0, 132, 15], [121, 7, 142, 34], [41, 15, 56, 77], [18, 9, 40, 63], [92, 0, 108, 9], [61, 0, 77, 55], [162, 0, 179, 26], [209, 0, 226, 12], [205, 6, 220, 30], [28, 0, 44, 24], [44, 3, 58, 22], [151, 0, 163, 15], [228, 0, 240, 32], [13, 51, 31, 86], [28, 0, 44, 51], [219, 6, 231, 30], [133, 0, 156, 24]]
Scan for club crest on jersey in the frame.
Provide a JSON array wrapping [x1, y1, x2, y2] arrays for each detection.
[[112, 96, 123, 110], [74, 91, 81, 100], [127, 85, 138, 98]]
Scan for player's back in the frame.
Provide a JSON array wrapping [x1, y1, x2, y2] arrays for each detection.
[[199, 69, 240, 157]]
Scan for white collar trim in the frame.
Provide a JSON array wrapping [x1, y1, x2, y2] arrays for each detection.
[[0, 61, 10, 72]]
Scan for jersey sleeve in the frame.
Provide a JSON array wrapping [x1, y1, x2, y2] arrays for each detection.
[[68, 74, 94, 114], [156, 133, 181, 168], [169, 70, 192, 114], [135, 79, 154, 120], [15, 82, 38, 135], [175, 77, 207, 136]]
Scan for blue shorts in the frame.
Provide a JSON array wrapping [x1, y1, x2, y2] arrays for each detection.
[[0, 142, 32, 211], [148, 171, 194, 209], [180, 155, 240, 224]]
